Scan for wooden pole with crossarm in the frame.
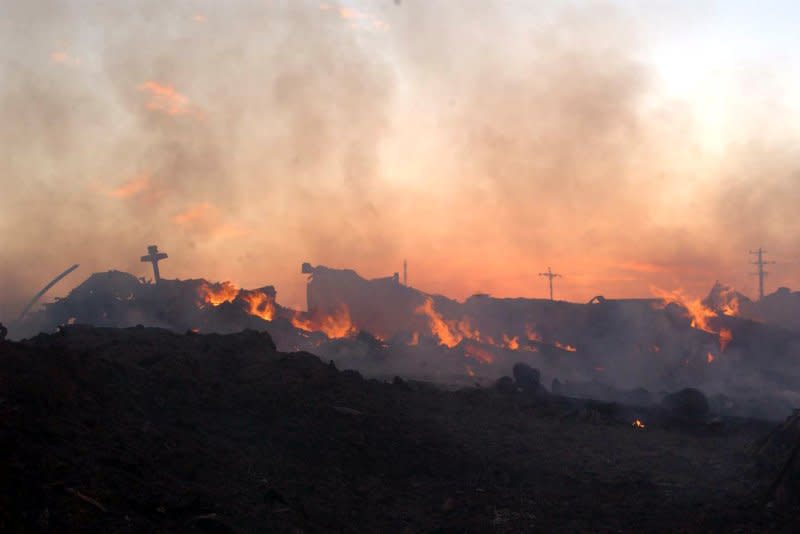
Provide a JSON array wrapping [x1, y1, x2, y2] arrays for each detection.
[[538, 266, 562, 301]]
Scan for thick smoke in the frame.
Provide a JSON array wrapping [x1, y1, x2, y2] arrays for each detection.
[[1, 0, 799, 322]]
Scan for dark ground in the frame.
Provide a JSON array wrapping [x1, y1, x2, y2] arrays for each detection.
[[0, 325, 797, 532]]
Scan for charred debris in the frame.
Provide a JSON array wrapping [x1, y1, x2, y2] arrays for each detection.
[[9, 262, 800, 421]]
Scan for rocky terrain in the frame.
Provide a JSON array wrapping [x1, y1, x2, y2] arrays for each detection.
[[1, 325, 799, 532]]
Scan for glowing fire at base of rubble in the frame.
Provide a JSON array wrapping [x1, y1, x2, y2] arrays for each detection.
[[291, 307, 356, 339], [408, 332, 419, 346], [415, 298, 462, 347], [651, 287, 717, 333], [707, 352, 715, 364], [632, 419, 646, 429], [242, 291, 275, 321], [502, 334, 520, 350], [719, 328, 732, 352], [199, 281, 239, 306], [555, 341, 577, 352], [464, 344, 493, 364]]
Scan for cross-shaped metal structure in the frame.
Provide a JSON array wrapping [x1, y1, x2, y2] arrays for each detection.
[[141, 245, 168, 284], [538, 266, 562, 301]]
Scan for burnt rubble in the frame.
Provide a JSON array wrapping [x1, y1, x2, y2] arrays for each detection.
[[8, 265, 800, 420]]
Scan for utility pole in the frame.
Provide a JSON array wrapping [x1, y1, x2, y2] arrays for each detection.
[[403, 259, 408, 286], [749, 247, 775, 300], [538, 267, 562, 301]]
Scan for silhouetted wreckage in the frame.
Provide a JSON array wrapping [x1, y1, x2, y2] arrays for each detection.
[[11, 263, 800, 421]]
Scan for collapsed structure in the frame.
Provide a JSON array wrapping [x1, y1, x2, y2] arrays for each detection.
[[10, 263, 800, 420]]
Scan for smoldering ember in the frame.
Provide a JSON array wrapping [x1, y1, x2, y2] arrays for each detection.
[[2, 252, 800, 531]]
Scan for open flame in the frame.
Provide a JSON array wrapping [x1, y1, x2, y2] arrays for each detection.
[[719, 328, 733, 352], [241, 291, 275, 321], [199, 281, 239, 306], [707, 351, 715, 364], [651, 287, 717, 332], [415, 297, 462, 347], [408, 331, 419, 346], [526, 326, 543, 342], [291, 306, 356, 339], [502, 334, 520, 350], [721, 298, 740, 317], [463, 343, 494, 364], [555, 341, 577, 352], [715, 285, 742, 317], [632, 419, 646, 429]]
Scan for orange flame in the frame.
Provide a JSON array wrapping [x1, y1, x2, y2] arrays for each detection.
[[651, 287, 717, 333], [408, 331, 419, 346], [526, 326, 543, 342], [717, 286, 741, 317], [555, 341, 577, 352], [291, 306, 356, 339], [415, 298, 461, 347], [465, 365, 476, 377], [502, 334, 520, 350], [707, 352, 715, 364], [632, 419, 646, 429], [464, 344, 493, 364], [455, 318, 481, 342], [242, 291, 275, 321], [139, 81, 191, 115], [719, 328, 732, 352], [108, 174, 150, 199], [199, 281, 239, 306]]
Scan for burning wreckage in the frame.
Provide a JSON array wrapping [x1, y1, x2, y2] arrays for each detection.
[[11, 261, 800, 421]]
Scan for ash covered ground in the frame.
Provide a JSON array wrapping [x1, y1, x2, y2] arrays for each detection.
[[2, 325, 800, 532]]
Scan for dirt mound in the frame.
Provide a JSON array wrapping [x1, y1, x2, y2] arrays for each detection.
[[0, 326, 790, 531]]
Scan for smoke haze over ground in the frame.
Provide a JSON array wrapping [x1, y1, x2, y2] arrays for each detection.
[[3, 0, 800, 321]]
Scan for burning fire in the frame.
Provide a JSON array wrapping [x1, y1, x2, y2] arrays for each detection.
[[632, 419, 646, 429], [502, 334, 520, 350], [199, 281, 239, 306], [241, 291, 275, 321], [408, 331, 419, 346], [719, 328, 732, 352], [465, 365, 476, 377], [526, 326, 543, 342], [291, 307, 356, 339], [721, 298, 740, 317], [463, 343, 494, 364], [651, 287, 717, 332], [707, 352, 715, 364], [555, 341, 577, 352], [414, 298, 519, 354], [715, 285, 742, 317], [415, 298, 461, 347]]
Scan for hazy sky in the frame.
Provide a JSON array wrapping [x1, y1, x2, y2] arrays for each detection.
[[2, 0, 800, 320]]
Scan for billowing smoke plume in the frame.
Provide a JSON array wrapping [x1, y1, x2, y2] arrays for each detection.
[[1, 0, 799, 322]]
